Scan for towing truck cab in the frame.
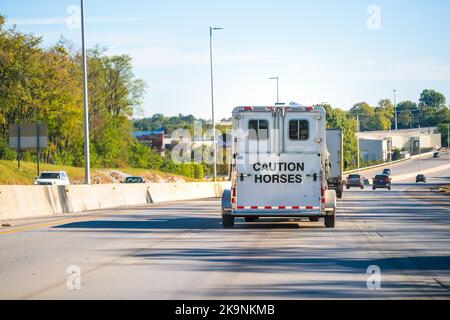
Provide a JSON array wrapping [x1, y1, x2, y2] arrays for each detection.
[[221, 104, 337, 228]]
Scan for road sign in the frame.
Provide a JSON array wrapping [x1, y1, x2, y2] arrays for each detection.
[[8, 123, 48, 174], [9, 123, 48, 150]]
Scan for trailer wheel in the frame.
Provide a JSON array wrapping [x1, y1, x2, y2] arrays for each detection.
[[336, 190, 343, 199], [222, 215, 234, 228], [221, 189, 232, 214], [325, 212, 336, 228], [245, 217, 258, 222]]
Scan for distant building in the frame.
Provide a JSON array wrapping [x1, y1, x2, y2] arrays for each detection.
[[133, 129, 165, 152], [357, 127, 442, 162], [360, 139, 388, 162]]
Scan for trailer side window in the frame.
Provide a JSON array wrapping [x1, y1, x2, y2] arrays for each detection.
[[289, 120, 309, 141], [248, 120, 269, 140]]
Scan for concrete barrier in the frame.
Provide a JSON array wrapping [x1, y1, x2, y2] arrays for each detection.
[[0, 181, 232, 221], [149, 182, 214, 203], [0, 185, 65, 220], [393, 163, 450, 182], [344, 151, 436, 175]]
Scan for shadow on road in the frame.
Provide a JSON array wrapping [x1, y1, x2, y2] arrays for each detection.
[[53, 217, 321, 230]]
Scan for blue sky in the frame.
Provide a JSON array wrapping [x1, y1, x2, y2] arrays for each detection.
[[1, 0, 450, 120]]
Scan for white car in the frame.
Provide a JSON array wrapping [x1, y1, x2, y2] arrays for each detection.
[[34, 171, 70, 186]]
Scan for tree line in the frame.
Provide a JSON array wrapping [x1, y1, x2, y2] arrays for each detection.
[[324, 90, 449, 170], [1, 15, 448, 177]]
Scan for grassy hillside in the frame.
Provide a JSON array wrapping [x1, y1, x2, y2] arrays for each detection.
[[0, 160, 200, 185]]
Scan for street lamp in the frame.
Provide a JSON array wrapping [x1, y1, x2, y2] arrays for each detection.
[[356, 115, 360, 173], [269, 77, 279, 104], [209, 26, 223, 182], [393, 89, 398, 131], [80, 0, 90, 184]]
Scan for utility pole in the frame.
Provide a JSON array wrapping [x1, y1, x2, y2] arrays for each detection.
[[448, 122, 449, 165], [81, 0, 90, 185], [418, 125, 422, 172], [357, 115, 360, 173], [269, 77, 279, 104], [209, 26, 223, 182], [393, 89, 398, 131]]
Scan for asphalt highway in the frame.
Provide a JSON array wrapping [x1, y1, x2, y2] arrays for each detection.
[[0, 161, 448, 299]]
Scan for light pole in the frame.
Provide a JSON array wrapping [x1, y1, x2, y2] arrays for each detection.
[[210, 26, 222, 182], [393, 89, 398, 131], [418, 125, 422, 172], [81, 0, 90, 185], [269, 77, 279, 104], [356, 115, 360, 173]]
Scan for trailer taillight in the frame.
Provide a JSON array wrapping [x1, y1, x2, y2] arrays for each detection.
[[244, 106, 253, 111], [321, 186, 326, 204], [306, 106, 314, 111]]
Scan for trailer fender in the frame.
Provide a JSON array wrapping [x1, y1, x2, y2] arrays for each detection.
[[221, 189, 232, 214], [324, 190, 337, 214]]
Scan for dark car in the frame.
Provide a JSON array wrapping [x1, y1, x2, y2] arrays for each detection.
[[124, 176, 145, 184], [346, 174, 364, 189], [416, 174, 427, 183], [382, 168, 391, 176], [372, 174, 392, 190], [433, 152, 440, 158]]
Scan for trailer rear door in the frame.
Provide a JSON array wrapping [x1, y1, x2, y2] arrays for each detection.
[[234, 110, 322, 211]]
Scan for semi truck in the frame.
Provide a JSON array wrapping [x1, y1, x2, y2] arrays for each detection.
[[326, 129, 344, 199], [221, 104, 337, 228]]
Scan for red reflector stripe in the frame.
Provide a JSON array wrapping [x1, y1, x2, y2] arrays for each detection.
[[236, 205, 319, 210]]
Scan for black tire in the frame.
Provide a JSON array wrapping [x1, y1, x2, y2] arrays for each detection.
[[388, 186, 391, 191], [346, 186, 350, 190], [336, 191, 343, 199], [245, 217, 258, 222], [325, 213, 336, 228], [222, 215, 234, 228], [372, 187, 376, 190], [360, 186, 364, 190], [309, 217, 320, 222]]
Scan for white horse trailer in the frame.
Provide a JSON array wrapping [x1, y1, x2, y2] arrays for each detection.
[[221, 105, 337, 228]]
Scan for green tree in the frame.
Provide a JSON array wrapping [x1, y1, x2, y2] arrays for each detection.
[[437, 123, 449, 148], [349, 102, 375, 131], [398, 110, 413, 129], [368, 112, 391, 131], [322, 104, 358, 170], [419, 89, 446, 110], [376, 99, 394, 121]]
